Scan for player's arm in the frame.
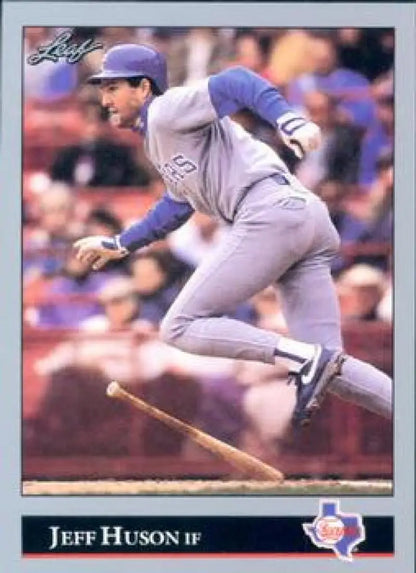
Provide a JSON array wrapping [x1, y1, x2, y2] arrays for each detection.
[[208, 66, 320, 158], [74, 192, 194, 270]]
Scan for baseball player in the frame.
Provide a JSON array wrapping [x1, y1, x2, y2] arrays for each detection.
[[74, 44, 392, 427]]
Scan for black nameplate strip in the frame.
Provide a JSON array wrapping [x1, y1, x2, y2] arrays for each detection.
[[23, 516, 394, 557]]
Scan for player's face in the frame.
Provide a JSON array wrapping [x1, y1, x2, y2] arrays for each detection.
[[99, 79, 149, 128]]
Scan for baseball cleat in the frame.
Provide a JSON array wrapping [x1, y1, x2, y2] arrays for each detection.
[[289, 346, 346, 427]]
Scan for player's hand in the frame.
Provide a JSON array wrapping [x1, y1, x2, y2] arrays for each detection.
[[73, 235, 129, 271], [276, 112, 321, 159]]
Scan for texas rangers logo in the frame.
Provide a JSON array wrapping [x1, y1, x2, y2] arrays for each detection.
[[303, 499, 366, 562]]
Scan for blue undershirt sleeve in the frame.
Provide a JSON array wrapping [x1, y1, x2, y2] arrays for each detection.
[[208, 66, 293, 127], [118, 192, 194, 252]]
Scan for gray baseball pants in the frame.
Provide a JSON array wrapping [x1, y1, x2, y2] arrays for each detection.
[[160, 177, 392, 419]]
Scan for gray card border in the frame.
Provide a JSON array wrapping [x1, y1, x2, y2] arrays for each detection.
[[1, 2, 414, 572]]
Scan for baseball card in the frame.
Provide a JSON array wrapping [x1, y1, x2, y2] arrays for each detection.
[[0, 1, 414, 572]]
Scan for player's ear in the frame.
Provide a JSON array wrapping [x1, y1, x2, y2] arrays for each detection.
[[141, 77, 153, 96]]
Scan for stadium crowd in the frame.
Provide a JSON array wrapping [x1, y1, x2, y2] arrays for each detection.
[[23, 27, 393, 463]]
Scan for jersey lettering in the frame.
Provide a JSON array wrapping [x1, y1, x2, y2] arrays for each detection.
[[172, 154, 198, 174], [157, 154, 198, 189]]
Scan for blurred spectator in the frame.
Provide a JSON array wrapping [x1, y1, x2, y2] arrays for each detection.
[[34, 255, 108, 328], [81, 276, 152, 333], [367, 150, 393, 231], [250, 286, 287, 332], [337, 264, 387, 321], [35, 311, 160, 387], [358, 79, 393, 187], [230, 32, 266, 73], [287, 33, 376, 129], [50, 101, 150, 187], [168, 212, 225, 268], [264, 30, 316, 87], [315, 179, 368, 275], [336, 29, 394, 81], [243, 375, 295, 454], [183, 29, 219, 85], [358, 151, 393, 271], [130, 250, 190, 324], [84, 206, 122, 237], [371, 69, 394, 102], [295, 90, 362, 188], [24, 27, 78, 101], [182, 28, 232, 86], [377, 277, 392, 323], [24, 183, 79, 283]]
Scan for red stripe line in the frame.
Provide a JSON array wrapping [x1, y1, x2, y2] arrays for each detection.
[[23, 552, 395, 559]]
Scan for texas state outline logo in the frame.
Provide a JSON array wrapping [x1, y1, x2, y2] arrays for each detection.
[[303, 499, 366, 562]]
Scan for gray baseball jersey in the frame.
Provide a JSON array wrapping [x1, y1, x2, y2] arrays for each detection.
[[145, 79, 308, 221]]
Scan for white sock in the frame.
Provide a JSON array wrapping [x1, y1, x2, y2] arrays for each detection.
[[275, 337, 316, 365]]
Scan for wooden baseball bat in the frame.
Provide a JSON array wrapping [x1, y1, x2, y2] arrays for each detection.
[[106, 381, 284, 482]]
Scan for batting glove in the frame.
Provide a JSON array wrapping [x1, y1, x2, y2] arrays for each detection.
[[73, 235, 129, 271], [276, 112, 321, 159]]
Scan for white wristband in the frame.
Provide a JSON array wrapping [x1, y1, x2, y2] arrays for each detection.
[[276, 112, 307, 135]]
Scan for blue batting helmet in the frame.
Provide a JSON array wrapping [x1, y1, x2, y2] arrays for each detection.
[[87, 44, 168, 94]]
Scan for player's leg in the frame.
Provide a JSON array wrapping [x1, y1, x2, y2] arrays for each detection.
[[277, 201, 392, 422], [160, 177, 322, 365]]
